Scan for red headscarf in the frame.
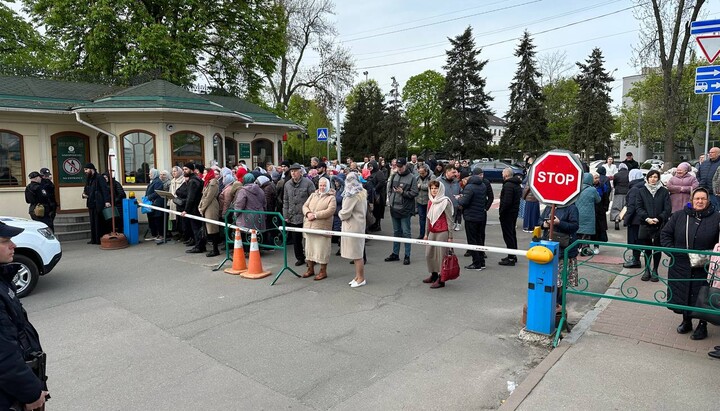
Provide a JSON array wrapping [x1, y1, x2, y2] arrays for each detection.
[[203, 169, 216, 187], [235, 167, 247, 181]]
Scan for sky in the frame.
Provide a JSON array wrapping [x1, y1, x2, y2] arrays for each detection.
[[327, 0, 693, 116]]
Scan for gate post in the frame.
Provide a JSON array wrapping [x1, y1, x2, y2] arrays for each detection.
[[526, 240, 559, 335]]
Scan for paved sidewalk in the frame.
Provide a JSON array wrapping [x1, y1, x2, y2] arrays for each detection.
[[501, 269, 720, 410]]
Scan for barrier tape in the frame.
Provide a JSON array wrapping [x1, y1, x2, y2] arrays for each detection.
[[136, 202, 527, 258]]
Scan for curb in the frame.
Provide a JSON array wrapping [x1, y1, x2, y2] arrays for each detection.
[[499, 270, 626, 410]]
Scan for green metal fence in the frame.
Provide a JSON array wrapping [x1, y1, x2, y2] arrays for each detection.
[[213, 209, 299, 284], [553, 239, 720, 347]]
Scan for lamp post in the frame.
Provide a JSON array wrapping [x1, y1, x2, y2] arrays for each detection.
[[363, 71, 368, 81]]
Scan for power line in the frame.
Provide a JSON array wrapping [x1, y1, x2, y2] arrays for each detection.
[[357, 4, 642, 70], [343, 0, 543, 43]]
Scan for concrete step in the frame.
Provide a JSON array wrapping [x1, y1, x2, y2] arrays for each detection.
[[55, 230, 91, 242], [54, 221, 90, 233], [55, 214, 90, 223]]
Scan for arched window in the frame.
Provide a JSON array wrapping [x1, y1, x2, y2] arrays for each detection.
[[0, 131, 24, 186], [171, 131, 204, 167], [213, 134, 224, 167], [251, 138, 274, 170], [122, 131, 156, 184]]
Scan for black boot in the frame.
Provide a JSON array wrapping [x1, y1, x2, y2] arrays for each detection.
[[206, 241, 220, 257], [423, 272, 438, 283], [677, 314, 693, 334], [614, 221, 620, 230], [640, 267, 651, 281], [691, 320, 708, 340]]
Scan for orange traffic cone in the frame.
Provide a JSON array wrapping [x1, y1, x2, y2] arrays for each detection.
[[224, 228, 247, 275], [240, 229, 271, 279]]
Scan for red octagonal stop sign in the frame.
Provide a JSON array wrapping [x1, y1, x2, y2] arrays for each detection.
[[528, 150, 584, 205]]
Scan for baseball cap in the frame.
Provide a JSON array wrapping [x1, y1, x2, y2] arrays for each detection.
[[0, 221, 23, 238], [28, 171, 41, 179], [39, 167, 51, 176], [396, 157, 408, 166]]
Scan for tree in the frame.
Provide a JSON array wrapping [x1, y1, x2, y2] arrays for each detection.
[[502, 31, 548, 157], [617, 61, 716, 159], [543, 78, 579, 150], [402, 70, 445, 152], [283, 94, 334, 163], [537, 50, 573, 87], [632, 0, 706, 161], [22, 0, 285, 98], [570, 48, 615, 159], [341, 80, 385, 160], [265, 0, 354, 113], [440, 26, 493, 158], [378, 77, 409, 159], [0, 3, 57, 75]]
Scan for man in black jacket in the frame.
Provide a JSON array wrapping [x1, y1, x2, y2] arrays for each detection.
[[459, 169, 488, 270], [83, 163, 111, 244], [0, 222, 49, 410], [39, 168, 57, 231], [181, 163, 206, 253], [24, 171, 54, 231], [499, 168, 522, 266]]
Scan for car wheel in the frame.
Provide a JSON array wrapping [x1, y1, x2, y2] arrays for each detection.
[[12, 254, 39, 298]]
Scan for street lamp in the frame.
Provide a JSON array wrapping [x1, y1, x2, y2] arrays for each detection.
[[363, 71, 368, 81]]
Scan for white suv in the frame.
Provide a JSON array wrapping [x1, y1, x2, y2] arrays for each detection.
[[1, 216, 62, 297]]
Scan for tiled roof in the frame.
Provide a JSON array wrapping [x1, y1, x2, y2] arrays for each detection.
[[206, 95, 297, 126], [0, 76, 119, 110], [487, 114, 507, 126]]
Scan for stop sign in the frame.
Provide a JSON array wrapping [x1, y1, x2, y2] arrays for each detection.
[[528, 150, 584, 205]]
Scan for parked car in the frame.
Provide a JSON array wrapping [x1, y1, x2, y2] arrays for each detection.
[[639, 159, 664, 176], [470, 161, 525, 183], [1, 216, 62, 297]]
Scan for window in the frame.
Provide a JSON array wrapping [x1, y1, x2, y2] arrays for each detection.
[[122, 131, 156, 184], [0, 131, 23, 186], [225, 138, 237, 167], [171, 131, 204, 167], [251, 138, 273, 169], [213, 134, 224, 167]]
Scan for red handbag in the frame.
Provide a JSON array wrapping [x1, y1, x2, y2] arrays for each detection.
[[440, 249, 460, 282]]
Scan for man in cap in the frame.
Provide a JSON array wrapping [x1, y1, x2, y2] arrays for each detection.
[[312, 162, 328, 188], [0, 221, 50, 410], [385, 157, 418, 265], [83, 163, 111, 244], [24, 171, 55, 231], [622, 152, 639, 171], [283, 163, 315, 266]]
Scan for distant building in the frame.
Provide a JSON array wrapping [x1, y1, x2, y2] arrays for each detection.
[[488, 114, 507, 146]]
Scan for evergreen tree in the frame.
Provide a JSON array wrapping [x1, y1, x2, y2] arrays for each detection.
[[379, 77, 409, 159], [502, 31, 548, 156], [341, 80, 385, 160], [440, 26, 493, 158], [571, 48, 615, 159]]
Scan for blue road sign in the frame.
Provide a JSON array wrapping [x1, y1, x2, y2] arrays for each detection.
[[695, 66, 720, 94], [691, 19, 720, 35], [317, 128, 328, 142], [712, 94, 720, 122]]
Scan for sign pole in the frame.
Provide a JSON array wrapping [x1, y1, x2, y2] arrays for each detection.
[[548, 204, 556, 240], [706, 94, 712, 158]]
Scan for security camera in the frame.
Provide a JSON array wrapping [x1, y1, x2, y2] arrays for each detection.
[[166, 124, 175, 131]]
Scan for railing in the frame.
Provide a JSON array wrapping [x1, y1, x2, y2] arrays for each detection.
[[553, 239, 720, 347]]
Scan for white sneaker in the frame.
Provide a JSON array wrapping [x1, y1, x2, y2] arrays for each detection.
[[593, 246, 600, 255], [454, 224, 461, 231]]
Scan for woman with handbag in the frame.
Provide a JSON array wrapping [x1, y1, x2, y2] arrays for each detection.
[[636, 170, 672, 282], [540, 203, 580, 305], [423, 180, 454, 289], [301, 177, 336, 281], [660, 187, 720, 341]]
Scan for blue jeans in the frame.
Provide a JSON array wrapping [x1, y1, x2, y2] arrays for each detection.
[[392, 215, 412, 256], [416, 203, 427, 238]]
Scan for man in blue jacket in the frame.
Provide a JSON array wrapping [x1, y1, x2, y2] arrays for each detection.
[[0, 222, 49, 410]]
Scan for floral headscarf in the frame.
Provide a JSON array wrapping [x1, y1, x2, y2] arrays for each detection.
[[343, 172, 364, 198]]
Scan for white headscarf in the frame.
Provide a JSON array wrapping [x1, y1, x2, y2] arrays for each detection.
[[427, 182, 453, 225], [317, 177, 331, 194]]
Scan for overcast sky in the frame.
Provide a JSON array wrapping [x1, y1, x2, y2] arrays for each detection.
[[330, 0, 714, 116]]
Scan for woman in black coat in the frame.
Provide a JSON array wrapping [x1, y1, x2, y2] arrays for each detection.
[[635, 170, 672, 281], [367, 160, 387, 232], [660, 187, 720, 341], [623, 169, 646, 268]]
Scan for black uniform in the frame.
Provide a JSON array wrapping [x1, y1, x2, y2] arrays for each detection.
[[0, 263, 46, 409], [24, 181, 54, 231]]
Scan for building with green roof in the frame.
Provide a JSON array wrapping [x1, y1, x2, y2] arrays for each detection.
[[0, 76, 300, 216]]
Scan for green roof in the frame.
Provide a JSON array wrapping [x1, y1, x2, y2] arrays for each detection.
[[0, 76, 298, 128]]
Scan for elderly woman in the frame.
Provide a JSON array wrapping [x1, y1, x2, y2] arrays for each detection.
[[168, 166, 185, 239], [233, 174, 266, 247], [332, 174, 345, 255], [423, 180, 454, 289], [340, 172, 367, 287], [144, 168, 165, 240], [198, 169, 221, 257], [661, 187, 720, 341], [636, 170, 672, 281], [218, 171, 239, 221], [160, 169, 171, 191], [667, 162, 699, 213], [301, 177, 336, 281], [575, 172, 600, 256]]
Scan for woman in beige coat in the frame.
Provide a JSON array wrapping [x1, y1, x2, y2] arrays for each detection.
[[198, 170, 221, 257], [339, 172, 368, 287], [301, 177, 336, 280]]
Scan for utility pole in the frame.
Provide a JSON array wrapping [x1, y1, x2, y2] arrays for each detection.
[[336, 83, 342, 162]]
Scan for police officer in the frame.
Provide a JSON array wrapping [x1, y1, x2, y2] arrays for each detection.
[[0, 221, 49, 410]]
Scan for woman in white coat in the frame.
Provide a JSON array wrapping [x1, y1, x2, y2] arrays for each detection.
[[339, 172, 368, 287]]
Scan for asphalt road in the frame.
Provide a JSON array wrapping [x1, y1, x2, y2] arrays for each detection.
[[22, 193, 626, 410]]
